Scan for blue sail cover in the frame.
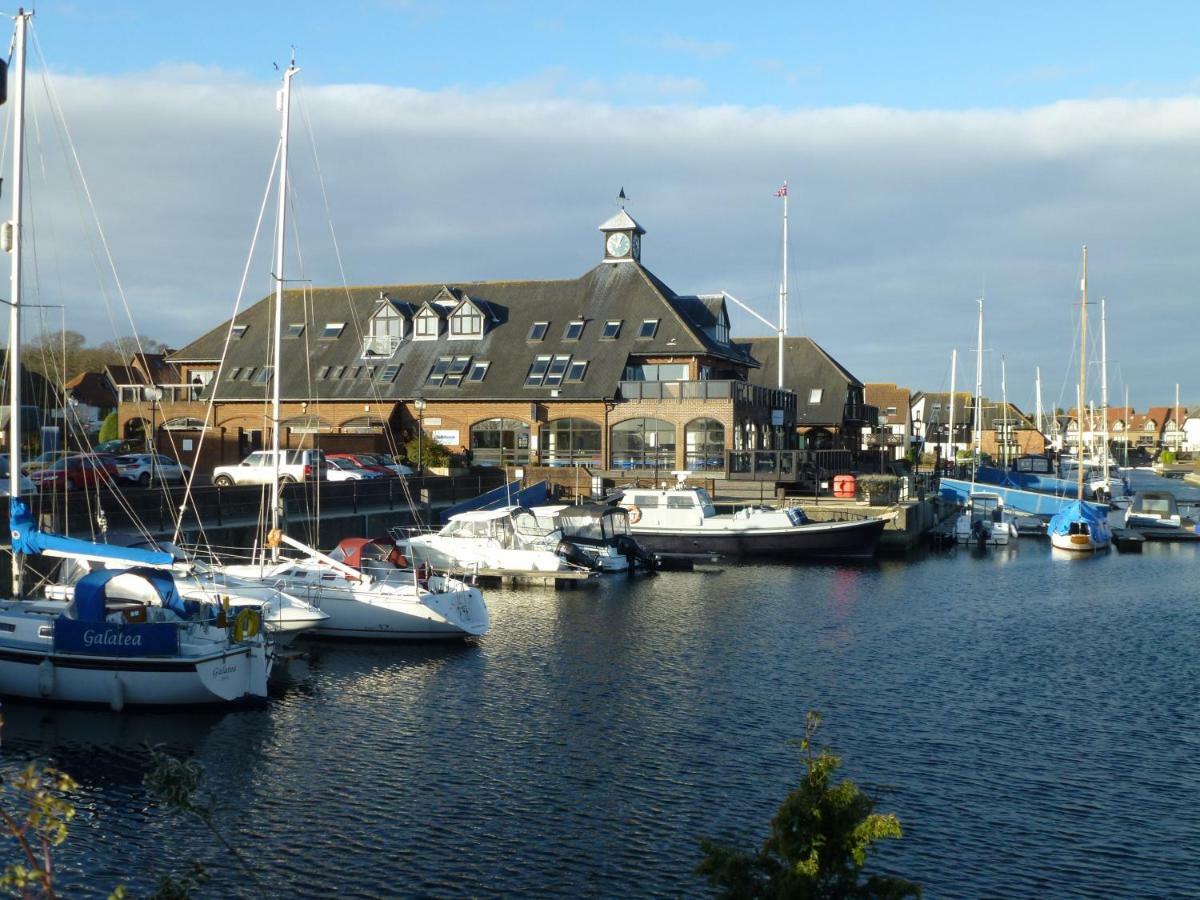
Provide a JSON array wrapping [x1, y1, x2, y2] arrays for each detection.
[[8, 498, 173, 566], [53, 567, 199, 658], [1047, 499, 1110, 538]]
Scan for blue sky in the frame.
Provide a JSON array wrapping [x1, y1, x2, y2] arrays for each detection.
[[39, 1, 1200, 109], [10, 2, 1200, 408]]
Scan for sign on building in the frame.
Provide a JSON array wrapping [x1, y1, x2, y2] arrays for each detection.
[[431, 429, 460, 446]]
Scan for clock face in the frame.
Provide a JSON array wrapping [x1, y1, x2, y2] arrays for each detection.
[[606, 232, 631, 258]]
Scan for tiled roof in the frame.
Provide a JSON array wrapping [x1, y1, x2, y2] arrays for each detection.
[[739, 336, 862, 426], [65, 371, 117, 408], [865, 383, 910, 425]]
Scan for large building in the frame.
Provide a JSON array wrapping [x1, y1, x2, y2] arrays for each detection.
[[139, 209, 799, 473]]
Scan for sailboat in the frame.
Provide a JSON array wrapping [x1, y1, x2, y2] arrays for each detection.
[[1048, 246, 1112, 552], [210, 57, 488, 640], [0, 10, 272, 708]]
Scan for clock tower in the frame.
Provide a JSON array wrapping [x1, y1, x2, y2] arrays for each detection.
[[599, 205, 645, 264]]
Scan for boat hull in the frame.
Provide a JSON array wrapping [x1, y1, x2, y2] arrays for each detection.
[[629, 517, 885, 560]]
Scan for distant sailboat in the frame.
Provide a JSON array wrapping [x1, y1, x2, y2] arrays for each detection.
[[1048, 246, 1112, 552]]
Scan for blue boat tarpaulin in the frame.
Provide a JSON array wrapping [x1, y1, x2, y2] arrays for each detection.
[[8, 498, 174, 567], [439, 480, 549, 523]]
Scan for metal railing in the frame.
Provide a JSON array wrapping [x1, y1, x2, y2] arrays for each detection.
[[617, 379, 796, 412], [361, 334, 402, 358]]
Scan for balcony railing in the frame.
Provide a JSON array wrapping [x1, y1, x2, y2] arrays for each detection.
[[361, 334, 401, 358], [618, 379, 796, 412], [843, 403, 879, 425]]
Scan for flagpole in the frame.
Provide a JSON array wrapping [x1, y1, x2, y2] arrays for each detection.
[[777, 181, 788, 389]]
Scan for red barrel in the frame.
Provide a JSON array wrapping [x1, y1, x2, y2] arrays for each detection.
[[832, 474, 856, 499]]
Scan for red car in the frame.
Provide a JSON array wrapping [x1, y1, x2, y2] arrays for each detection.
[[326, 452, 398, 478], [29, 454, 119, 491]]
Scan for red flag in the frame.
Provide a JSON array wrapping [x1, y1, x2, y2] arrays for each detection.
[[775, 183, 788, 197]]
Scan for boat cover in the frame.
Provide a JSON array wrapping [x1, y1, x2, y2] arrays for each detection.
[[53, 567, 194, 658], [8, 498, 174, 567], [1046, 499, 1109, 537]]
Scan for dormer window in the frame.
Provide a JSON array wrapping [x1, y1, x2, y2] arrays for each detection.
[[563, 320, 585, 341], [364, 304, 404, 356], [714, 311, 729, 345], [601, 320, 622, 340], [414, 309, 441, 340], [637, 319, 659, 339], [450, 304, 484, 339], [528, 321, 549, 342]]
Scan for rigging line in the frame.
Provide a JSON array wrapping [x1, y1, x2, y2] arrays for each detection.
[[171, 142, 281, 546]]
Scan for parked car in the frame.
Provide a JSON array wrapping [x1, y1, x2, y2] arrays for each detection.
[[115, 453, 192, 487], [95, 438, 144, 455], [211, 449, 327, 487], [29, 455, 119, 491], [327, 452, 398, 478], [326, 456, 384, 482], [22, 450, 76, 473], [361, 453, 414, 477], [0, 454, 37, 495]]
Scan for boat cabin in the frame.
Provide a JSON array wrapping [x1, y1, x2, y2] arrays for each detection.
[[617, 488, 718, 528], [435, 507, 560, 550], [531, 503, 631, 546]]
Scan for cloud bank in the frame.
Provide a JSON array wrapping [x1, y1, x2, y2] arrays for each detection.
[[16, 70, 1200, 407]]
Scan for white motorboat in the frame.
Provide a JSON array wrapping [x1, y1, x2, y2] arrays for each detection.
[[529, 503, 656, 572], [616, 482, 886, 560], [399, 506, 596, 575], [1124, 491, 1196, 533], [220, 532, 489, 640], [953, 492, 1018, 547]]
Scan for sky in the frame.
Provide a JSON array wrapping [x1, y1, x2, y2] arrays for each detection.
[[7, 1, 1200, 409]]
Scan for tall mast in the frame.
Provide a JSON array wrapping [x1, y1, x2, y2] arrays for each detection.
[[1035, 366, 1044, 443], [972, 296, 983, 474], [1077, 246, 1087, 501], [777, 180, 788, 389], [1100, 297, 1109, 483], [1124, 384, 1130, 467], [270, 56, 297, 546], [948, 349, 957, 464], [7, 10, 29, 598], [1176, 382, 1181, 453], [1001, 356, 1008, 467]]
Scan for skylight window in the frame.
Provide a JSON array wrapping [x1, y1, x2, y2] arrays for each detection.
[[284, 323, 305, 339], [565, 361, 588, 383], [321, 322, 345, 339], [231, 325, 249, 340], [637, 319, 659, 339], [544, 355, 572, 387], [426, 357, 453, 386], [350, 366, 363, 379], [332, 366, 346, 379], [317, 366, 331, 380], [468, 361, 490, 383], [443, 356, 472, 387], [601, 320, 622, 340], [363, 366, 377, 380], [563, 320, 585, 341], [808, 389, 824, 404], [525, 355, 551, 386], [379, 364, 401, 383], [241, 367, 257, 382], [528, 322, 549, 342], [227, 367, 242, 381], [253, 367, 273, 385]]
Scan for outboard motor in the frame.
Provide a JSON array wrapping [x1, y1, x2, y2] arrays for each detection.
[[970, 518, 990, 550], [616, 534, 657, 573], [557, 539, 599, 571]]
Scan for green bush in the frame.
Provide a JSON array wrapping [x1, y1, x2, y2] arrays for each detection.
[[403, 432, 452, 469], [97, 412, 119, 444], [1160, 449, 1177, 465]]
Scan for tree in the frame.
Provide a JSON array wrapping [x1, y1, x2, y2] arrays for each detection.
[[404, 431, 452, 469], [0, 760, 79, 898], [21, 330, 168, 384], [697, 712, 919, 899], [98, 412, 119, 444]]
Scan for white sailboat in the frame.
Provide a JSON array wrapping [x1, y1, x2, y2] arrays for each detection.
[[211, 57, 488, 640], [0, 11, 272, 708], [1048, 246, 1112, 552]]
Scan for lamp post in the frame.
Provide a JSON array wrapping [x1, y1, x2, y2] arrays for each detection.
[[143, 387, 163, 454], [413, 397, 427, 473]]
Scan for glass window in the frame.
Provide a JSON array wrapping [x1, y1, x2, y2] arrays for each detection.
[[565, 361, 588, 382], [227, 367, 242, 381], [544, 355, 571, 387], [450, 306, 483, 337], [601, 320, 621, 340], [563, 320, 585, 341], [332, 366, 346, 379], [415, 311, 440, 339], [379, 365, 401, 382], [241, 367, 257, 381], [637, 319, 659, 339], [685, 417, 725, 471], [253, 367, 273, 385], [284, 323, 305, 339], [317, 366, 331, 380], [633, 494, 659, 508], [427, 357, 453, 386], [350, 366, 363, 379], [525, 355, 552, 387], [808, 388, 824, 403], [542, 418, 601, 467], [321, 322, 345, 339], [468, 362, 490, 382], [470, 417, 531, 467], [667, 495, 695, 509], [443, 356, 472, 387], [528, 322, 549, 341], [611, 418, 676, 470], [231, 325, 248, 339]]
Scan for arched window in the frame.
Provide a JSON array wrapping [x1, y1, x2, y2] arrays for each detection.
[[470, 418, 530, 467], [542, 418, 601, 467], [684, 418, 725, 470], [162, 417, 207, 431], [611, 418, 675, 470]]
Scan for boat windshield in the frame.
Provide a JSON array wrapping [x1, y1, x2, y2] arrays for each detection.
[[785, 508, 810, 526], [694, 489, 717, 518]]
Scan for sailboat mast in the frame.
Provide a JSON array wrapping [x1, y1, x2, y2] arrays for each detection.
[[1176, 382, 1181, 453], [7, 10, 29, 598], [1035, 366, 1044, 442], [948, 349, 957, 465], [1001, 356, 1008, 467], [1101, 297, 1109, 483], [270, 57, 297, 543], [777, 180, 788, 390], [973, 296, 983, 471], [1077, 245, 1087, 501]]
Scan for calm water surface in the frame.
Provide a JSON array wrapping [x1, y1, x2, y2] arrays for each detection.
[[3, 480, 1199, 897]]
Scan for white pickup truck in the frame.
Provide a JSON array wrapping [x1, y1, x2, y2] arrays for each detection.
[[211, 449, 326, 486]]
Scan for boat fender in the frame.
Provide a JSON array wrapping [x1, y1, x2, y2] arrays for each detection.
[[627, 505, 642, 524], [37, 659, 55, 698], [110, 674, 125, 713], [233, 608, 262, 642]]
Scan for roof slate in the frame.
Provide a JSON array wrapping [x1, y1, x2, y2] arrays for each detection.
[[738, 336, 862, 426]]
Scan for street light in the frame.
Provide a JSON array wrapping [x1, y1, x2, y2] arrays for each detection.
[[413, 397, 427, 473], [143, 387, 163, 453]]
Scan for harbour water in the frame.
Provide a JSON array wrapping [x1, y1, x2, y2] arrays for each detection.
[[3, 477, 1200, 897]]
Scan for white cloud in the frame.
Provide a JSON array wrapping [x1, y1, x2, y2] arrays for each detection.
[[15, 68, 1200, 407]]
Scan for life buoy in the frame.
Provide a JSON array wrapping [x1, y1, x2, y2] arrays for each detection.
[[627, 505, 642, 524], [233, 608, 262, 642], [122, 605, 147, 624]]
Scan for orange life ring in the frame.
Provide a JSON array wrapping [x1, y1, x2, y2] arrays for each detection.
[[627, 505, 642, 524]]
